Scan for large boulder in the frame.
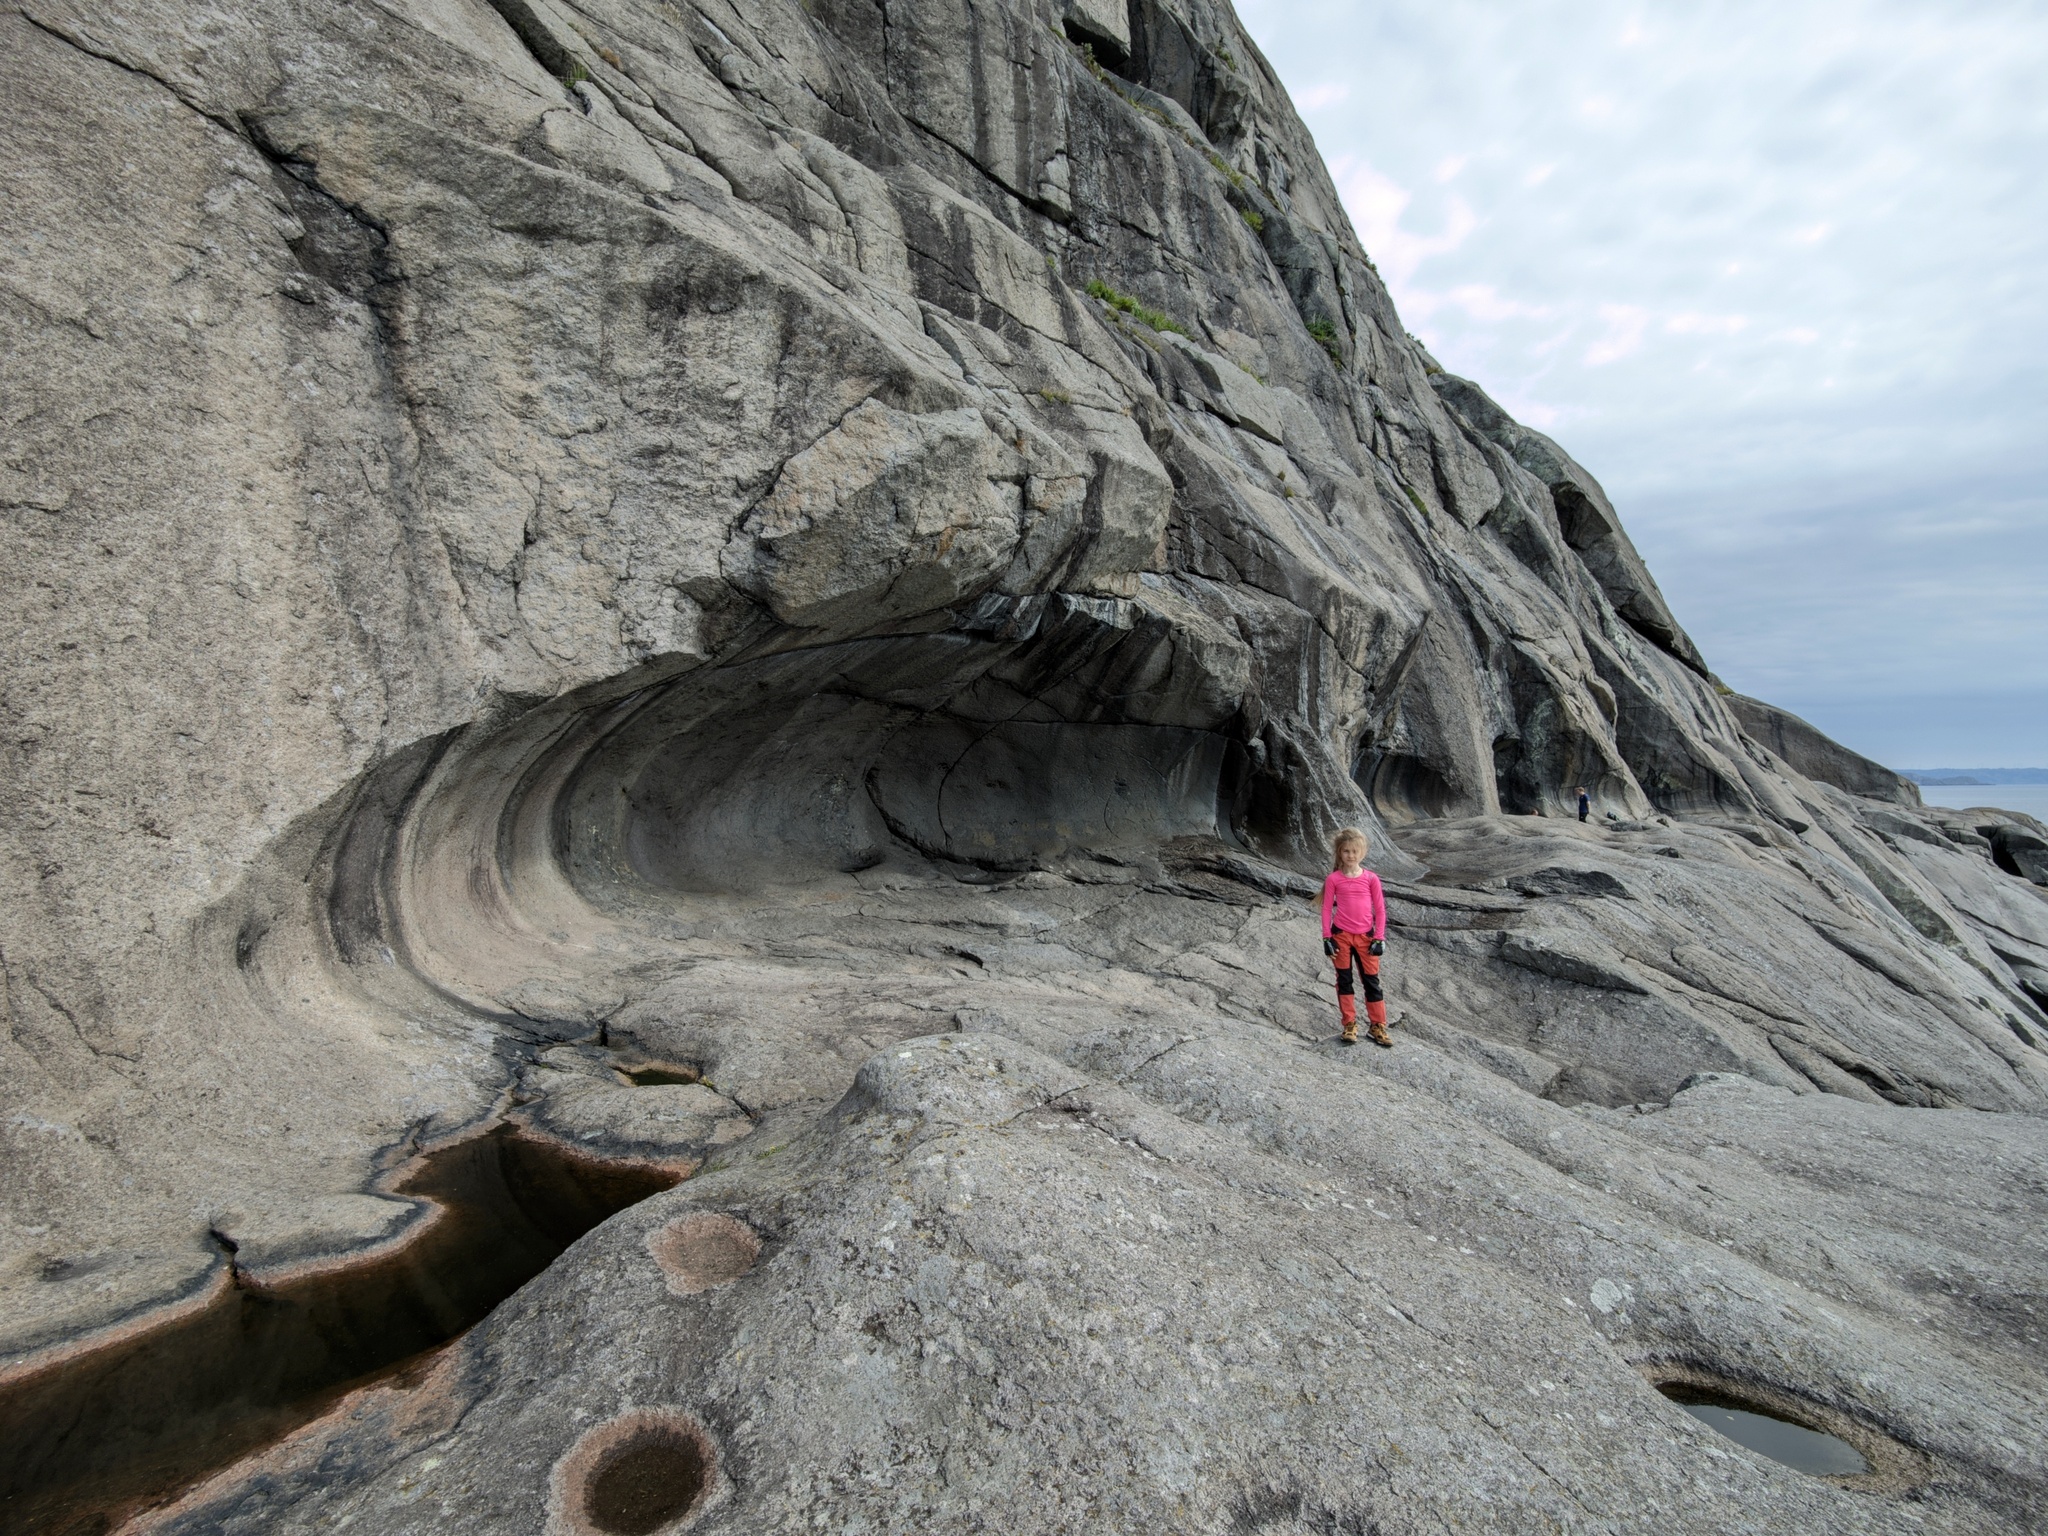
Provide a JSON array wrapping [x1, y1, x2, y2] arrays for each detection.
[[1724, 693, 1922, 806], [1990, 822, 2048, 885]]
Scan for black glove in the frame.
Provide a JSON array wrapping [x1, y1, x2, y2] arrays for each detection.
[[1368, 940, 1385, 956], [1322, 936, 1337, 957]]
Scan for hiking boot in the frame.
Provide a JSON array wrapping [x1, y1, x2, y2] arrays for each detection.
[[1339, 1028, 1358, 1046], [1368, 1024, 1392, 1049]]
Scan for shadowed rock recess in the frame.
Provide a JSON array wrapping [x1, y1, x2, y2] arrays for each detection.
[[3, 0, 2046, 1531]]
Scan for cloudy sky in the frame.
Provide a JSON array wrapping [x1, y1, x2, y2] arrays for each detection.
[[1236, 0, 2048, 768]]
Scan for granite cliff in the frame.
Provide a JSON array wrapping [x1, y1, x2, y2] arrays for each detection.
[[4, 0, 2048, 1531]]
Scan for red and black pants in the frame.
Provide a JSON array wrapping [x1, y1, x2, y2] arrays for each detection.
[[1331, 930, 1385, 1030]]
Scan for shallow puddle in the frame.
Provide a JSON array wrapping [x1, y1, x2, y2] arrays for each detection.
[[1660, 1384, 1870, 1475], [0, 1125, 681, 1536]]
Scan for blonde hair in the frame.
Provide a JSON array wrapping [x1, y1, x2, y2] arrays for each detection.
[[1332, 828, 1368, 869]]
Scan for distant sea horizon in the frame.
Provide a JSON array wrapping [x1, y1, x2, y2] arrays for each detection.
[[1899, 768, 2048, 785], [1901, 772, 2048, 821]]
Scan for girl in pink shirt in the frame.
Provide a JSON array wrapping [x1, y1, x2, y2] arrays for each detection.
[[1321, 828, 1389, 1047]]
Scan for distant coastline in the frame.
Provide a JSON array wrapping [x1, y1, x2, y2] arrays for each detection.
[[1905, 774, 2048, 823], [1901, 768, 2048, 786]]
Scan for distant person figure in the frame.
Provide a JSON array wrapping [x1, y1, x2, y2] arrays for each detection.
[[1321, 828, 1389, 1048], [1576, 785, 1591, 823]]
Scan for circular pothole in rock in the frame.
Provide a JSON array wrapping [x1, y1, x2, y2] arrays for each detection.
[[1659, 1383, 1868, 1475], [646, 1212, 760, 1296], [1646, 1368, 1924, 1488], [554, 1411, 715, 1536]]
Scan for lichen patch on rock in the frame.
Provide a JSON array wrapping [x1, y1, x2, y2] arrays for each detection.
[[646, 1214, 761, 1298]]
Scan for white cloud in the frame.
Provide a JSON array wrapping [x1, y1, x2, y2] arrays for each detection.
[[1330, 158, 1478, 291], [1294, 82, 1350, 112], [1445, 283, 1551, 322], [1584, 305, 1650, 365], [1664, 312, 1749, 336]]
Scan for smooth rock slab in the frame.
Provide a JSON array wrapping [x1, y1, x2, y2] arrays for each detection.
[[135, 1033, 2044, 1534]]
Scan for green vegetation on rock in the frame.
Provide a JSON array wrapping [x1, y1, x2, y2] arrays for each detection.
[[1206, 151, 1246, 190], [1305, 315, 1343, 363], [1085, 278, 1189, 337]]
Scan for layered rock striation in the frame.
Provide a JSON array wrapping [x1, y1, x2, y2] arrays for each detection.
[[3, 0, 2047, 1531]]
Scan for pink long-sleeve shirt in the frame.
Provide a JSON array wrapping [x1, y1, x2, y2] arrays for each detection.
[[1321, 868, 1386, 939]]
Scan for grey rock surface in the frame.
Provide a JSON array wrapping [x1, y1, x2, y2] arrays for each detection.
[[1990, 823, 2048, 887], [1724, 693, 1923, 807], [2, 0, 2046, 1531]]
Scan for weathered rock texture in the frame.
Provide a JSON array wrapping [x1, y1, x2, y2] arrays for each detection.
[[3, 0, 2046, 1532], [1722, 694, 1922, 808]]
